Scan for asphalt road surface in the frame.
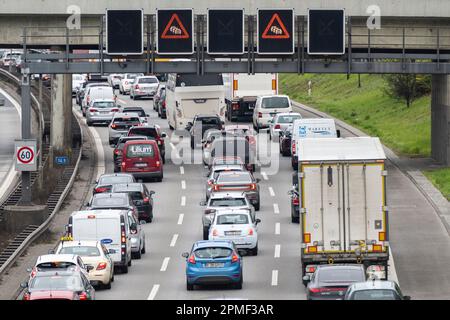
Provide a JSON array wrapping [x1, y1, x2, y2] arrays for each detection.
[[73, 93, 450, 300]]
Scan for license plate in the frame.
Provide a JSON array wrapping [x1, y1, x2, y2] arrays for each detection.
[[100, 111, 109, 114], [205, 263, 224, 268], [248, 105, 255, 109], [135, 163, 147, 168], [225, 231, 241, 236]]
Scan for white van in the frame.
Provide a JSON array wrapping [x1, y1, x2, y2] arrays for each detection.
[[67, 210, 133, 274], [252, 95, 292, 131], [291, 118, 340, 170], [165, 73, 226, 130], [82, 86, 116, 116]]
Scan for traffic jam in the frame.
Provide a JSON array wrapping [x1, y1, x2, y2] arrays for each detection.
[[18, 71, 410, 301]]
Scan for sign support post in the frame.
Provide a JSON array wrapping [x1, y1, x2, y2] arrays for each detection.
[[20, 72, 32, 205]]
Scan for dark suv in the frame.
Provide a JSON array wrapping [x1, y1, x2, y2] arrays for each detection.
[[186, 115, 224, 149], [111, 183, 155, 223], [128, 125, 167, 163]]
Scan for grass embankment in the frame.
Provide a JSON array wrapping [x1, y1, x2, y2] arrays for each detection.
[[279, 74, 431, 157], [423, 169, 450, 201]]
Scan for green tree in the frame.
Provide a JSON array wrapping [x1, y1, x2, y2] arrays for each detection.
[[384, 74, 431, 108]]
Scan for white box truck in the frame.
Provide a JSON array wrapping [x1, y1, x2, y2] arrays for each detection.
[[223, 73, 278, 122], [298, 137, 389, 285]]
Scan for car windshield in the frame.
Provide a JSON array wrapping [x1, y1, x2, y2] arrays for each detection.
[[139, 78, 158, 84], [261, 97, 290, 109], [210, 198, 246, 207], [126, 144, 154, 158], [59, 246, 100, 257], [113, 117, 141, 123], [194, 247, 232, 259], [277, 115, 301, 123], [129, 128, 158, 138], [213, 170, 242, 180], [319, 268, 365, 283], [123, 109, 146, 117], [93, 101, 115, 108], [30, 275, 83, 292], [99, 176, 133, 185], [217, 173, 252, 184], [216, 214, 249, 225], [351, 289, 399, 300], [36, 262, 76, 270], [92, 196, 128, 207]]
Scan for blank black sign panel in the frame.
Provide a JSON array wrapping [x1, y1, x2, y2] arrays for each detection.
[[308, 9, 345, 55], [257, 9, 294, 54], [157, 9, 193, 55], [106, 10, 143, 55], [208, 9, 244, 54]]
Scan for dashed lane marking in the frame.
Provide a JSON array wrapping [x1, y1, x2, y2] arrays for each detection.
[[271, 270, 278, 286], [269, 187, 275, 197], [181, 196, 186, 206], [261, 172, 269, 181], [274, 244, 281, 258], [147, 284, 160, 300], [181, 180, 186, 190], [160, 257, 170, 272], [170, 234, 179, 247], [275, 223, 281, 235], [177, 214, 184, 225], [273, 203, 280, 214], [180, 166, 185, 175]]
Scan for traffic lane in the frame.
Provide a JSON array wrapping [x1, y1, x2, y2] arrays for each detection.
[[294, 104, 450, 299], [0, 91, 20, 184]]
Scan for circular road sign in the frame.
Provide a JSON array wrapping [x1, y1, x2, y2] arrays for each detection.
[[17, 146, 34, 164]]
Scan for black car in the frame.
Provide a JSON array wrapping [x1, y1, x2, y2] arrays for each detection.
[[113, 136, 149, 172], [93, 173, 136, 194], [279, 127, 292, 157], [187, 115, 224, 149], [111, 183, 155, 223], [288, 171, 300, 223], [210, 136, 256, 172], [128, 125, 167, 163], [87, 192, 138, 220], [304, 265, 367, 300], [120, 106, 149, 123]]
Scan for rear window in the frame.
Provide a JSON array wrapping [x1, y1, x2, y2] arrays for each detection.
[[197, 117, 220, 125], [261, 97, 290, 109], [194, 247, 232, 259], [318, 268, 365, 283], [59, 246, 100, 257], [113, 117, 140, 123], [30, 275, 83, 291], [93, 101, 115, 108], [36, 262, 76, 270], [139, 77, 158, 84], [213, 158, 244, 166], [351, 289, 399, 300], [213, 169, 242, 180], [211, 140, 251, 160], [123, 109, 146, 117], [129, 128, 158, 138], [277, 115, 301, 123], [126, 144, 154, 158], [217, 173, 252, 184], [209, 198, 246, 207], [92, 196, 128, 207], [216, 214, 249, 225], [129, 191, 144, 201], [99, 176, 133, 185]]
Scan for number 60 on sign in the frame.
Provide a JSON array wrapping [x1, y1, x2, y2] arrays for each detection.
[[15, 139, 37, 171]]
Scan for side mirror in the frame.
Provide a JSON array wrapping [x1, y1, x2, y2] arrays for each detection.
[[255, 178, 261, 183], [86, 265, 94, 272], [404, 296, 411, 300], [302, 275, 311, 282], [149, 191, 156, 196], [20, 282, 28, 289], [161, 132, 167, 138], [256, 219, 261, 224], [48, 249, 55, 254], [199, 200, 207, 206], [336, 129, 341, 138], [85, 202, 90, 207], [181, 252, 189, 259], [146, 114, 150, 117]]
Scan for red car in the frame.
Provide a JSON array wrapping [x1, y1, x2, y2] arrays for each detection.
[[121, 140, 163, 182]]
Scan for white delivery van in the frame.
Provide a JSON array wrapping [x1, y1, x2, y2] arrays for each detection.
[[165, 73, 226, 130], [298, 137, 389, 284], [67, 210, 133, 274], [291, 118, 340, 170], [82, 86, 116, 115], [223, 73, 277, 122], [252, 95, 292, 131]]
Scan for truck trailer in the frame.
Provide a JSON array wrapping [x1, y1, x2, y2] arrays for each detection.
[[297, 137, 390, 285]]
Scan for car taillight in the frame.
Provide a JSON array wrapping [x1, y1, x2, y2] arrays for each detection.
[[306, 265, 316, 273], [23, 293, 30, 300], [292, 197, 299, 205], [213, 185, 220, 191], [248, 136, 256, 145], [207, 180, 213, 186], [121, 162, 126, 169], [292, 142, 296, 155], [114, 149, 121, 155], [111, 123, 117, 129], [95, 187, 108, 193], [249, 183, 257, 190], [96, 262, 107, 270], [79, 292, 88, 300], [89, 108, 98, 113], [156, 161, 161, 168], [248, 228, 254, 236], [212, 229, 218, 237], [162, 101, 166, 107], [274, 124, 281, 130], [309, 288, 322, 294], [143, 197, 150, 204], [258, 112, 262, 118], [111, 108, 119, 112], [135, 84, 139, 89], [30, 268, 37, 278], [188, 254, 196, 264], [231, 253, 239, 263], [232, 103, 239, 110]]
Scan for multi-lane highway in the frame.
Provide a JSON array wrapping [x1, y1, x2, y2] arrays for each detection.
[[71, 91, 450, 300]]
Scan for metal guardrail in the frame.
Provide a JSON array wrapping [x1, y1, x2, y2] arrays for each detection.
[[0, 114, 83, 276]]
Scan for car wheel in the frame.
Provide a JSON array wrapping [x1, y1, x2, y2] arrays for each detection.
[[251, 244, 258, 256], [235, 276, 243, 289], [104, 281, 112, 290], [156, 175, 163, 182], [203, 227, 209, 240], [186, 282, 194, 291], [134, 249, 142, 260], [141, 243, 146, 254], [87, 121, 93, 127], [128, 258, 132, 267], [111, 274, 114, 282], [254, 202, 260, 211], [122, 264, 129, 274]]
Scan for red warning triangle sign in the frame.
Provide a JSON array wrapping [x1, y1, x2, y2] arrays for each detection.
[[161, 13, 190, 39], [262, 13, 290, 39]]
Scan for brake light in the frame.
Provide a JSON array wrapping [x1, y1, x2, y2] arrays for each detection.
[[213, 185, 220, 191], [231, 253, 239, 263], [292, 197, 300, 206], [258, 112, 262, 118], [156, 161, 161, 168], [212, 229, 218, 237], [249, 183, 257, 190], [248, 228, 254, 236], [23, 293, 30, 300], [309, 288, 321, 293], [79, 292, 88, 300], [121, 162, 126, 169], [114, 149, 121, 155], [232, 103, 239, 110], [95, 187, 108, 193], [111, 124, 117, 129], [111, 108, 119, 112], [306, 265, 316, 273], [274, 124, 281, 130], [30, 268, 37, 278], [96, 262, 107, 270], [89, 108, 98, 113], [143, 197, 150, 204], [162, 101, 166, 108], [207, 180, 213, 186], [292, 142, 296, 155], [188, 254, 196, 264]]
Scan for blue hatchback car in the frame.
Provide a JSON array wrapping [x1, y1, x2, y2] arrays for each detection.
[[182, 240, 243, 290]]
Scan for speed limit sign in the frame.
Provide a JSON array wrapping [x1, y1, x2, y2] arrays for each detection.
[[15, 139, 37, 171]]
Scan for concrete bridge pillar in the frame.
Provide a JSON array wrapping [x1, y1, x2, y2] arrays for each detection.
[[431, 75, 450, 166], [50, 74, 72, 166]]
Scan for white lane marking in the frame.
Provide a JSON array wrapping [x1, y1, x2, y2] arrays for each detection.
[[117, 98, 127, 105], [273, 203, 280, 214], [170, 234, 179, 247], [180, 166, 185, 175], [181, 196, 186, 206], [170, 142, 181, 159], [271, 270, 278, 286], [275, 223, 281, 235], [269, 187, 275, 197], [147, 284, 160, 300], [261, 172, 269, 181], [181, 180, 186, 190], [160, 257, 170, 272], [389, 247, 399, 284], [177, 214, 184, 225], [274, 244, 281, 258]]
